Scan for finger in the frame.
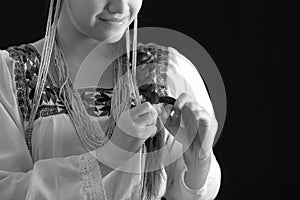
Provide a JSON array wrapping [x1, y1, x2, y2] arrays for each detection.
[[181, 105, 198, 128], [130, 102, 153, 118], [160, 103, 174, 121], [189, 108, 212, 127], [130, 123, 158, 139], [197, 110, 212, 127], [184, 108, 213, 146], [141, 125, 157, 139], [152, 104, 173, 134], [116, 110, 157, 139], [173, 93, 190, 118], [135, 107, 158, 126], [155, 115, 165, 134], [152, 104, 163, 116], [181, 106, 212, 132], [180, 106, 203, 149], [184, 101, 204, 112]]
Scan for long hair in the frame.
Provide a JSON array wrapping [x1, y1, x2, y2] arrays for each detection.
[[112, 24, 164, 199], [34, 0, 164, 199]]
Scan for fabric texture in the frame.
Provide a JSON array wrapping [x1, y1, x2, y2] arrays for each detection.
[[0, 43, 221, 200]]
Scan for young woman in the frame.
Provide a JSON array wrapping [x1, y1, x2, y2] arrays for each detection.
[[0, 0, 221, 199]]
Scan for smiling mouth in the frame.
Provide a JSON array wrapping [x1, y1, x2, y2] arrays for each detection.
[[98, 16, 129, 26]]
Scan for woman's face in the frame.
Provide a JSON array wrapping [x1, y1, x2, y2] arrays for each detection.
[[63, 0, 143, 43]]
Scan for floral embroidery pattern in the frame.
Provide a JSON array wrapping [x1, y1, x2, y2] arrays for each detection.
[[8, 45, 38, 122], [7, 45, 69, 122], [136, 44, 169, 97], [7, 43, 169, 122], [78, 87, 113, 117]]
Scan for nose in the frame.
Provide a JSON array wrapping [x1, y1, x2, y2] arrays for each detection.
[[107, 0, 129, 14]]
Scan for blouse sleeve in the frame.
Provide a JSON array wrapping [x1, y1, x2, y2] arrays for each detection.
[[163, 47, 221, 200], [0, 50, 106, 200]]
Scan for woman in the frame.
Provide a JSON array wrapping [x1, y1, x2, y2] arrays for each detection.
[[0, 0, 221, 199]]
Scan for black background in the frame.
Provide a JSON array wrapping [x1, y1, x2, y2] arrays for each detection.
[[0, 0, 285, 199]]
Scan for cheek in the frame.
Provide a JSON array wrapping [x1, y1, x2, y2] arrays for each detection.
[[67, 0, 102, 24], [126, 0, 143, 26], [129, 0, 143, 16]]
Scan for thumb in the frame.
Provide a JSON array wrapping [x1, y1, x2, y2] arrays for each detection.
[[161, 104, 174, 121]]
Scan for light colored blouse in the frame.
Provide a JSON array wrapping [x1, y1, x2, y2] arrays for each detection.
[[0, 43, 221, 200]]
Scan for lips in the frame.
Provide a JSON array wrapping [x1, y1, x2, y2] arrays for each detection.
[[100, 16, 129, 22], [97, 15, 129, 27], [97, 13, 130, 24]]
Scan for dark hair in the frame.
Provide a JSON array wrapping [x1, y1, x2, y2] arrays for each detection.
[[142, 134, 164, 200]]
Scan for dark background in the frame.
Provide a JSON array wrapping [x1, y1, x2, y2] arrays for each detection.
[[0, 0, 285, 199]]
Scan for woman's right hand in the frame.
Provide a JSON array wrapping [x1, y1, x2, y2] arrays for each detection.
[[110, 102, 159, 153], [95, 102, 159, 176]]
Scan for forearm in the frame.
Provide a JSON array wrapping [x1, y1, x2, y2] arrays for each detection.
[[183, 149, 212, 190]]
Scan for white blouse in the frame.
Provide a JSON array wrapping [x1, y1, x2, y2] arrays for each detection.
[[0, 43, 221, 200]]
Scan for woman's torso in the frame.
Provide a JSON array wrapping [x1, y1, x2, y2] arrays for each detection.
[[5, 43, 171, 199]]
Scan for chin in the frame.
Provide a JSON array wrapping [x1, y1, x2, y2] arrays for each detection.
[[92, 30, 125, 44]]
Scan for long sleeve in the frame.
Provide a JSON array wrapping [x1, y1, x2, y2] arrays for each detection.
[[164, 135, 221, 200], [0, 50, 106, 200], [163, 47, 221, 200]]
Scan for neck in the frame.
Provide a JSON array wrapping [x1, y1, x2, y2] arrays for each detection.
[[55, 9, 115, 83]]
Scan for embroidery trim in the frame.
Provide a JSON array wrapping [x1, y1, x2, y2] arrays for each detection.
[[78, 152, 107, 200]]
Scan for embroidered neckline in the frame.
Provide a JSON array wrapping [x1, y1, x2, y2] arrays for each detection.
[[6, 43, 170, 154]]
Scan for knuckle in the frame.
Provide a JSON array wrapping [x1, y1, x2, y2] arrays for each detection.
[[152, 126, 158, 135], [148, 113, 157, 124], [129, 106, 136, 114], [150, 107, 158, 116], [212, 117, 218, 129], [186, 101, 194, 108], [128, 109, 136, 119], [180, 92, 188, 98], [143, 101, 152, 109]]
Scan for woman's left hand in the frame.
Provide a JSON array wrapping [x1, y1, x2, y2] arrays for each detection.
[[157, 93, 218, 160]]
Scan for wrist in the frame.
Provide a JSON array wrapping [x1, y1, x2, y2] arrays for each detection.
[[111, 126, 144, 153], [183, 149, 212, 190], [183, 146, 212, 166]]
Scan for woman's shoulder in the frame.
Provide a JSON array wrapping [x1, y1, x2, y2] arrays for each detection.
[[4, 43, 41, 64], [1, 43, 41, 87], [137, 42, 182, 58], [137, 42, 193, 70], [0, 44, 32, 90], [1, 44, 41, 77], [0, 44, 41, 120], [136, 42, 197, 81], [1, 44, 41, 91]]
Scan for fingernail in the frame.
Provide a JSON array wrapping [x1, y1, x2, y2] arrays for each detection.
[[153, 104, 162, 115], [173, 111, 180, 118]]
